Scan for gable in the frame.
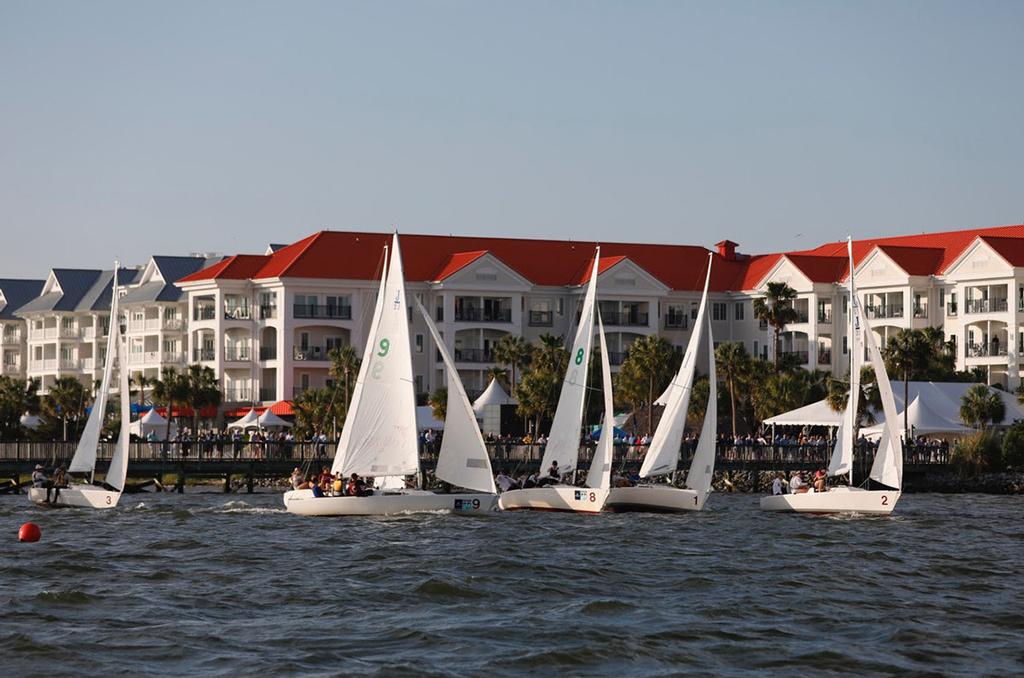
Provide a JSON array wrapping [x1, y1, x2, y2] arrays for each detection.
[[430, 252, 531, 291], [852, 248, 916, 288], [943, 239, 1016, 280], [595, 257, 669, 295], [756, 257, 814, 291]]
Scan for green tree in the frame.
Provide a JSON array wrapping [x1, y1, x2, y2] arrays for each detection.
[[483, 366, 509, 390], [826, 365, 881, 425], [616, 335, 675, 436], [43, 377, 88, 440], [750, 370, 813, 423], [428, 387, 448, 421], [959, 384, 1005, 429], [884, 328, 936, 441], [752, 282, 799, 370], [328, 344, 361, 421], [292, 387, 338, 439], [0, 376, 40, 439], [130, 372, 153, 408], [152, 368, 190, 441], [492, 334, 533, 392], [183, 364, 222, 433], [1001, 420, 1024, 469], [715, 341, 751, 437]]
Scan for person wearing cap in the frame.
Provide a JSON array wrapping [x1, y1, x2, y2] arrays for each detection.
[[31, 464, 48, 489], [789, 471, 806, 494]]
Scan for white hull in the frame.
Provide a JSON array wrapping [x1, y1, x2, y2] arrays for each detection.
[[283, 489, 497, 516], [605, 485, 709, 513], [498, 486, 609, 513], [759, 486, 900, 515], [27, 485, 122, 509]]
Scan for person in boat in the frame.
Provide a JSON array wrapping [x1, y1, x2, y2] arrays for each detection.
[[789, 471, 808, 494], [771, 473, 785, 495], [48, 465, 68, 503], [332, 473, 344, 496], [538, 460, 561, 487], [813, 469, 827, 493], [317, 466, 332, 491], [290, 467, 303, 490], [311, 479, 325, 498], [495, 471, 518, 492]]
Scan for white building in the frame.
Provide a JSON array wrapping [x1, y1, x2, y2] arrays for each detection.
[[0, 278, 45, 380]]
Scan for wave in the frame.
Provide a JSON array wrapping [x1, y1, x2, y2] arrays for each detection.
[[414, 577, 487, 600]]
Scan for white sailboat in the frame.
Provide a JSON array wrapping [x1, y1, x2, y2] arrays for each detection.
[[29, 265, 131, 509], [605, 253, 717, 512], [498, 248, 613, 513], [760, 238, 903, 514], [283, 234, 498, 516]]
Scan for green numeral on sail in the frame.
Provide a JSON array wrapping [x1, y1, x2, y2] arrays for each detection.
[[575, 348, 584, 365], [378, 338, 390, 357]]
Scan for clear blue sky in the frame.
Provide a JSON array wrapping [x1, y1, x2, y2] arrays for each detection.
[[2, 1, 1022, 277]]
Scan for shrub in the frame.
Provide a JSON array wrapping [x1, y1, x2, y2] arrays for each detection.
[[951, 432, 1002, 475], [1001, 421, 1024, 470]]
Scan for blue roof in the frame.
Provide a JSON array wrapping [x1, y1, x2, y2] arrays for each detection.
[[16, 268, 141, 315], [0, 279, 45, 319], [120, 256, 221, 304]]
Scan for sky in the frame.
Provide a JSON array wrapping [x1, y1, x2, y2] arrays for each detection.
[[2, 1, 1023, 277]]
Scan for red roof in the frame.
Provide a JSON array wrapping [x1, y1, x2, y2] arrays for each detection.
[[177, 223, 1024, 292], [978, 236, 1024, 267], [223, 401, 295, 418]]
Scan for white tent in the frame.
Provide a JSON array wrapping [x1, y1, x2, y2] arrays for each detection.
[[129, 408, 178, 439], [860, 394, 969, 439], [227, 408, 261, 430], [258, 409, 292, 428], [472, 378, 515, 417], [416, 405, 445, 431], [19, 413, 42, 430], [764, 399, 845, 427]]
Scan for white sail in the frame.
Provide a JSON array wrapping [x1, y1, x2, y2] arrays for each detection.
[[685, 309, 716, 494], [586, 312, 614, 490], [828, 238, 860, 478], [103, 314, 132, 492], [331, 245, 389, 475], [417, 300, 496, 494], [69, 267, 120, 476], [338, 234, 420, 479], [863, 311, 903, 490], [640, 253, 713, 478], [540, 247, 600, 476]]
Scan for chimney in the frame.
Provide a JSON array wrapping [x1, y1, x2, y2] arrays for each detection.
[[715, 239, 739, 261]]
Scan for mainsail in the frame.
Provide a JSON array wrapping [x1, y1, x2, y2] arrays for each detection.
[[684, 306, 717, 494], [103, 310, 131, 492], [828, 238, 860, 478], [417, 300, 496, 494], [863, 312, 903, 490], [586, 311, 614, 490], [639, 253, 713, 479], [540, 247, 600, 475], [68, 267, 121, 476], [337, 234, 420, 479]]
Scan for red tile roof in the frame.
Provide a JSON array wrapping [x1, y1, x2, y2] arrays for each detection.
[[978, 236, 1024, 267], [875, 245, 945, 276], [177, 254, 270, 282], [432, 250, 490, 281], [786, 255, 850, 284], [574, 255, 627, 285]]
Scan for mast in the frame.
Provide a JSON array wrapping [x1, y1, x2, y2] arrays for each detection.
[[846, 237, 857, 488]]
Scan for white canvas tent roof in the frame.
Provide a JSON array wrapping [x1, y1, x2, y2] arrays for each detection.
[[764, 399, 844, 427], [129, 407, 178, 438], [227, 408, 261, 430], [416, 405, 445, 431], [860, 394, 969, 439], [258, 409, 292, 428], [472, 378, 515, 417], [19, 413, 42, 430]]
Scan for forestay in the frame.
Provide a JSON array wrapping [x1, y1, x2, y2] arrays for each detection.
[[586, 312, 614, 490], [540, 247, 600, 475], [338, 234, 420, 479], [69, 266, 121, 476], [685, 306, 717, 494], [418, 300, 496, 494], [640, 253, 713, 479]]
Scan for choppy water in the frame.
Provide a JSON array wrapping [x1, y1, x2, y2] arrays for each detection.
[[2, 492, 1022, 676]]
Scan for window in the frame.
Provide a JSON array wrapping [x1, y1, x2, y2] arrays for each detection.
[[690, 302, 699, 319], [842, 336, 848, 354], [415, 334, 424, 353], [558, 298, 564, 316], [712, 303, 727, 322], [326, 336, 345, 350], [163, 339, 177, 353], [842, 295, 849, 315], [939, 289, 945, 308], [132, 310, 144, 322], [415, 375, 424, 394], [61, 317, 74, 329], [734, 302, 744, 321]]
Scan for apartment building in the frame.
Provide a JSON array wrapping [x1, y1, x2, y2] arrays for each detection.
[[0, 279, 45, 379], [118, 255, 222, 393], [17, 268, 141, 392]]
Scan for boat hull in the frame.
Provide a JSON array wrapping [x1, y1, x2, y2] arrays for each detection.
[[498, 486, 609, 513], [605, 485, 709, 513], [283, 489, 498, 516], [27, 485, 121, 509], [759, 486, 900, 515]]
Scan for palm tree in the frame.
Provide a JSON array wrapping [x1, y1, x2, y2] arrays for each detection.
[[0, 376, 40, 439], [184, 364, 222, 433], [960, 384, 1005, 429], [292, 387, 336, 439], [130, 372, 153, 408], [514, 363, 563, 436], [44, 377, 88, 440], [752, 282, 799, 370], [884, 328, 934, 441], [328, 345, 361, 418], [533, 333, 567, 372], [152, 368, 190, 441], [618, 335, 675, 435], [428, 387, 448, 421], [483, 366, 509, 389], [750, 370, 811, 423], [492, 334, 533, 391], [715, 341, 750, 437]]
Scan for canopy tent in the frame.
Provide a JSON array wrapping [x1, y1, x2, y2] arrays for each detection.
[[257, 409, 292, 428], [129, 407, 178, 439], [227, 408, 261, 430], [19, 413, 42, 430], [860, 394, 970, 439], [416, 405, 445, 431], [588, 424, 630, 441], [764, 399, 845, 427], [472, 378, 515, 417]]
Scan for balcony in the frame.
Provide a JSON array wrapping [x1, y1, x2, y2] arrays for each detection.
[[455, 308, 512, 323], [1, 332, 21, 344], [59, 358, 78, 370], [31, 359, 57, 371], [193, 307, 216, 321], [780, 350, 810, 364], [664, 316, 688, 330], [864, 306, 904, 319], [294, 304, 351, 320], [453, 348, 494, 363], [81, 357, 96, 370], [163, 318, 184, 331], [259, 305, 278, 320], [965, 299, 1008, 314], [59, 327, 78, 339], [259, 346, 278, 360], [817, 312, 832, 324], [793, 312, 810, 324], [224, 347, 252, 362], [223, 387, 252, 402], [818, 350, 832, 365], [913, 306, 929, 319], [946, 303, 958, 317], [528, 310, 553, 327], [224, 306, 252, 321], [193, 348, 215, 362], [2, 360, 20, 370], [967, 343, 1008, 358], [600, 311, 649, 327], [259, 387, 277, 401], [127, 351, 160, 366], [293, 346, 330, 362]]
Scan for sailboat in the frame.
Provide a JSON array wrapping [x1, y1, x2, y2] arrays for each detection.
[[605, 253, 717, 512], [498, 248, 614, 513], [29, 265, 131, 509], [283, 234, 498, 516], [760, 238, 903, 514]]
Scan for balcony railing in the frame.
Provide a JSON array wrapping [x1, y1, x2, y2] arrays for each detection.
[[599, 311, 649, 327], [455, 308, 512, 323], [259, 346, 277, 360], [32, 359, 58, 371], [259, 387, 276, 402], [59, 358, 78, 370], [127, 351, 160, 365], [864, 306, 904, 319], [793, 311, 810, 323], [967, 343, 1008, 358], [224, 306, 252, 321], [946, 303, 958, 317], [528, 310, 553, 327], [259, 305, 277, 320], [913, 306, 929, 319], [965, 299, 1008, 314], [224, 347, 252, 362], [59, 327, 78, 339], [780, 350, 810, 364], [818, 350, 832, 365], [193, 348, 215, 362], [453, 348, 494, 363], [1, 332, 21, 344], [293, 346, 330, 362], [664, 316, 688, 330], [817, 312, 832, 324], [293, 304, 352, 320], [223, 388, 252, 402], [193, 307, 216, 321]]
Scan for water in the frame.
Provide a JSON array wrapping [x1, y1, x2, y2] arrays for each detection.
[[2, 492, 1022, 676]]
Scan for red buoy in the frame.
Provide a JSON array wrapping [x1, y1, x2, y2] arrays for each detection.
[[18, 522, 41, 543]]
